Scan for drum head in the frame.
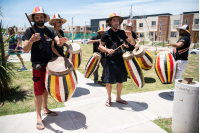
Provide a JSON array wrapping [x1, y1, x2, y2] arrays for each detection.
[[122, 51, 134, 60], [68, 43, 81, 54], [133, 46, 146, 58], [93, 52, 102, 59], [47, 57, 74, 76]]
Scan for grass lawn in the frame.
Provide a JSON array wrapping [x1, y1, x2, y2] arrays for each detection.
[[153, 117, 172, 133]]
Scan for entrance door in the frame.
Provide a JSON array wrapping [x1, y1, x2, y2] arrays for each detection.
[[193, 32, 199, 43]]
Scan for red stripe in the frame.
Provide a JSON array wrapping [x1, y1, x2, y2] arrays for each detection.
[[178, 47, 189, 54], [55, 76, 62, 102], [72, 54, 75, 67], [126, 61, 139, 87], [140, 56, 151, 69], [157, 56, 165, 83], [69, 73, 75, 92], [85, 57, 95, 77], [168, 54, 174, 82], [53, 14, 56, 19]]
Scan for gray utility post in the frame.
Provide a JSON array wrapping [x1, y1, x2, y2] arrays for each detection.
[[84, 21, 86, 39], [68, 23, 70, 39], [72, 17, 73, 43]]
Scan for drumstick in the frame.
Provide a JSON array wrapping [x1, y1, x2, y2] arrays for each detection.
[[107, 44, 123, 56], [25, 13, 36, 33]]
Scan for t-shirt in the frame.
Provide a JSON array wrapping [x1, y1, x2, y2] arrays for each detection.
[[174, 35, 191, 60], [22, 26, 57, 63], [101, 28, 128, 60], [90, 35, 105, 58], [9, 34, 18, 45], [124, 31, 138, 51], [53, 29, 64, 57]]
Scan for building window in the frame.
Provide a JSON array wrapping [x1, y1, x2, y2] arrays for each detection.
[[149, 32, 154, 36], [160, 26, 161, 31], [194, 19, 199, 25], [139, 23, 143, 27], [123, 23, 126, 27], [73, 28, 75, 30], [174, 20, 180, 25], [102, 24, 104, 28], [81, 28, 83, 30], [152, 21, 156, 26], [159, 32, 161, 36], [185, 18, 188, 24], [170, 32, 176, 37], [106, 25, 108, 28], [140, 33, 144, 37], [160, 20, 162, 25], [63, 29, 65, 30]]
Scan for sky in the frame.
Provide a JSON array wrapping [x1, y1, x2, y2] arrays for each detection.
[[0, 0, 199, 28]]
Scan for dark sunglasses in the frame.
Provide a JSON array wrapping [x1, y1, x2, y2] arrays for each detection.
[[9, 30, 14, 32], [55, 21, 63, 24]]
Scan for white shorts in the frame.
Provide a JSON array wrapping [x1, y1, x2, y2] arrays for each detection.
[[175, 60, 188, 80]]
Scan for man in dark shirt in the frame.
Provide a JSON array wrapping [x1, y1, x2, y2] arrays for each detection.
[[22, 7, 68, 130], [99, 13, 136, 107], [88, 27, 105, 84], [49, 14, 68, 57], [166, 25, 191, 97]]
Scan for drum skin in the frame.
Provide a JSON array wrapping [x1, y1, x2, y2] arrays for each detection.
[[123, 52, 144, 88], [136, 50, 153, 70], [155, 52, 176, 84], [84, 53, 101, 78], [45, 69, 77, 102], [65, 51, 82, 70]]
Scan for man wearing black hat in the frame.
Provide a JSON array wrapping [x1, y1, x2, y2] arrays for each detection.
[[99, 13, 136, 107], [166, 25, 191, 97]]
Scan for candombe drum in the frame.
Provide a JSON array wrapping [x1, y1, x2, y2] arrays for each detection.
[[123, 51, 144, 88], [133, 46, 153, 70], [155, 51, 176, 84], [45, 57, 78, 102], [84, 52, 101, 78], [65, 43, 82, 70]]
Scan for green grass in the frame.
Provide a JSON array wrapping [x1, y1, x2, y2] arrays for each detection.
[[153, 117, 172, 133]]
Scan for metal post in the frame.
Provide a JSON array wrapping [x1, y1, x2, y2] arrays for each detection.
[[143, 40, 144, 45], [84, 21, 86, 39], [163, 40, 164, 47], [68, 23, 70, 39], [72, 17, 73, 43], [152, 38, 153, 46], [194, 43, 195, 49], [168, 40, 169, 48]]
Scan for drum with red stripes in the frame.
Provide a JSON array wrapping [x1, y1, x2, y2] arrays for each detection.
[[133, 46, 153, 70], [84, 52, 101, 78], [45, 57, 78, 102], [123, 51, 144, 88], [65, 43, 82, 70], [155, 51, 176, 84]]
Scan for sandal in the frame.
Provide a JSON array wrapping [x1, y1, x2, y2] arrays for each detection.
[[116, 100, 128, 104], [42, 111, 58, 116], [105, 100, 112, 107], [36, 121, 44, 130]]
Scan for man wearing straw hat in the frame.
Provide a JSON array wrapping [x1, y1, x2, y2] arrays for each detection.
[[22, 7, 68, 130], [123, 22, 141, 51], [49, 14, 68, 57], [166, 25, 191, 97], [99, 13, 136, 107], [88, 27, 106, 84]]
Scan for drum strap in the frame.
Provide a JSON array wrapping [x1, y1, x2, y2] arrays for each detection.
[[54, 28, 62, 38]]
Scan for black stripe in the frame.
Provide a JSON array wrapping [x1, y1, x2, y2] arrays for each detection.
[[131, 57, 144, 88], [85, 56, 93, 72], [145, 53, 153, 64], [154, 58, 162, 83], [47, 75, 52, 97], [73, 69, 78, 84], [88, 59, 99, 78], [63, 76, 69, 101], [164, 54, 168, 82], [78, 53, 81, 68]]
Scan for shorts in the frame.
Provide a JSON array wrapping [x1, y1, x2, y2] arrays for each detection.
[[104, 58, 127, 84], [32, 65, 47, 95], [175, 60, 188, 80]]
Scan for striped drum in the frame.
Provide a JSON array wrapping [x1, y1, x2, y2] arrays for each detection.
[[133, 46, 153, 70], [65, 43, 82, 70], [123, 51, 144, 88], [45, 57, 78, 102], [155, 51, 176, 84], [84, 52, 101, 78]]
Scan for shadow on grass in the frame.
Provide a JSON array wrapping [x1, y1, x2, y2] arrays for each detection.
[[144, 77, 156, 83], [158, 92, 174, 101], [0, 85, 32, 106]]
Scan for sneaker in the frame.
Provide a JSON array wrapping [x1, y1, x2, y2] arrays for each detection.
[[94, 80, 98, 84], [21, 66, 28, 70], [169, 91, 174, 97]]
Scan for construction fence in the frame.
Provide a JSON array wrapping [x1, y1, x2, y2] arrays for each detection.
[[64, 33, 98, 40]]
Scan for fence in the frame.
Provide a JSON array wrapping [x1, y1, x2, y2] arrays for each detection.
[[64, 33, 98, 40]]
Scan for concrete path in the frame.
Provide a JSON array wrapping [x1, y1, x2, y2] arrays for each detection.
[[0, 53, 174, 133]]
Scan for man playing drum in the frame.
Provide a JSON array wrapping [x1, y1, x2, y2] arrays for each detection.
[[88, 27, 106, 84], [22, 7, 68, 130], [166, 25, 191, 97], [49, 14, 68, 57], [99, 13, 136, 107]]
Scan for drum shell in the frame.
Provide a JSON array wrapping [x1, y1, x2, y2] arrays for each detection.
[[84, 52, 101, 78], [65, 50, 82, 70], [136, 50, 153, 70], [124, 56, 145, 88], [45, 69, 78, 102], [155, 52, 176, 84]]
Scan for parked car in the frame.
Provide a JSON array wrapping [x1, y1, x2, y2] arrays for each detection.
[[81, 39, 89, 44], [189, 48, 199, 54]]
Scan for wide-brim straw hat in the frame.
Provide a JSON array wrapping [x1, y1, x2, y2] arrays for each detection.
[[124, 22, 133, 30], [49, 14, 67, 26], [96, 27, 105, 34], [176, 25, 190, 34], [28, 7, 50, 23], [106, 13, 124, 27]]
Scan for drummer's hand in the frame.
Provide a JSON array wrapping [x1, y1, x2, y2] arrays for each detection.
[[107, 49, 114, 55], [30, 33, 40, 43], [59, 37, 69, 43], [165, 44, 171, 46], [135, 44, 139, 50], [125, 30, 132, 38], [97, 39, 101, 42], [122, 44, 129, 48]]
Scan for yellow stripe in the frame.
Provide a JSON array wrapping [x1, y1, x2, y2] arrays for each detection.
[[86, 58, 97, 77], [124, 61, 135, 85], [137, 57, 146, 69], [166, 54, 170, 82], [65, 51, 68, 57], [66, 74, 72, 101], [50, 75, 58, 101], [146, 51, 152, 58], [155, 56, 163, 83], [74, 54, 78, 70]]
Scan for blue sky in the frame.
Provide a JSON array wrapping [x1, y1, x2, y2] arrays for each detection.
[[0, 0, 199, 28]]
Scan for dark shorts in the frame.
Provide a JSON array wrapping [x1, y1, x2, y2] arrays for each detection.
[[104, 58, 127, 84], [32, 65, 47, 95]]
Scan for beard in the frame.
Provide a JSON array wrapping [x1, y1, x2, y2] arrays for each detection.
[[179, 33, 183, 36], [36, 21, 44, 26], [111, 24, 119, 31]]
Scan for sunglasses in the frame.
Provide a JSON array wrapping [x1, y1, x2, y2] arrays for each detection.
[[9, 30, 14, 32], [55, 21, 63, 24]]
